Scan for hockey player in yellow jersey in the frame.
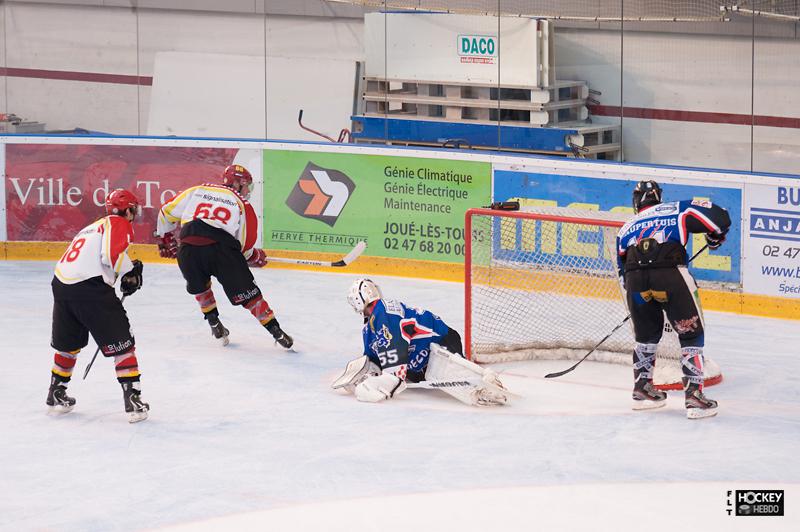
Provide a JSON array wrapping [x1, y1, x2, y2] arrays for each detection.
[[155, 164, 293, 349]]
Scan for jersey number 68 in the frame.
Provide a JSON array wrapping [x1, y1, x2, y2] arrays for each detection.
[[194, 203, 232, 224]]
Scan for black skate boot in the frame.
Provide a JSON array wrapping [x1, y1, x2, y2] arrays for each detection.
[[684, 380, 717, 419], [46, 374, 76, 413], [632, 379, 667, 411], [121, 381, 150, 423], [206, 313, 230, 346], [265, 318, 294, 349]]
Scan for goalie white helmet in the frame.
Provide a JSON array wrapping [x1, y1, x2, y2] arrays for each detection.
[[347, 278, 382, 314]]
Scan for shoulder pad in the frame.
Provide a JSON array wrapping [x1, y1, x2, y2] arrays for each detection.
[[383, 299, 405, 316], [651, 202, 679, 214], [690, 198, 713, 208], [106, 214, 134, 234]]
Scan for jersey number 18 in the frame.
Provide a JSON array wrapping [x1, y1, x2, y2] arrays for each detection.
[[59, 238, 86, 263]]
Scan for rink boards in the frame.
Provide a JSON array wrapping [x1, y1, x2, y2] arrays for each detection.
[[0, 134, 798, 319]]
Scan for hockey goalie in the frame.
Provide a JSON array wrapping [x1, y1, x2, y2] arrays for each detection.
[[332, 279, 509, 406]]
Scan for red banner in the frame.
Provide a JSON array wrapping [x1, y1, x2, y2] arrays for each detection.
[[5, 144, 239, 243]]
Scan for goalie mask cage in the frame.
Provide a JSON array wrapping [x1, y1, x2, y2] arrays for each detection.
[[464, 206, 722, 390]]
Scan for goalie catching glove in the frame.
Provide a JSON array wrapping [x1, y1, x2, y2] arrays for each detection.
[[331, 355, 407, 403], [156, 231, 178, 259], [120, 260, 144, 296]]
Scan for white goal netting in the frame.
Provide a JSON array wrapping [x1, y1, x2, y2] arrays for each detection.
[[465, 206, 722, 389]]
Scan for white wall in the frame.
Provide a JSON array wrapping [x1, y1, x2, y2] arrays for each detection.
[[752, 38, 800, 174], [263, 14, 363, 140], [555, 28, 800, 173], [135, 8, 268, 135], [3, 4, 140, 133], [1, 3, 364, 139]]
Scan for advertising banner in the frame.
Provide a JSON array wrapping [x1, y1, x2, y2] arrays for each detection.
[[493, 168, 742, 284], [743, 183, 800, 298], [263, 150, 491, 263], [4, 144, 258, 244], [364, 13, 540, 86]]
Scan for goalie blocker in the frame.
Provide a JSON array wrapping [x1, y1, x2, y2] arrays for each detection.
[[332, 344, 509, 406]]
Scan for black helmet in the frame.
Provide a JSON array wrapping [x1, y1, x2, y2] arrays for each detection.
[[632, 180, 662, 213]]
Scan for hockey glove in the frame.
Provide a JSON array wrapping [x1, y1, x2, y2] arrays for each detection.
[[247, 248, 268, 268], [120, 260, 144, 296], [705, 231, 726, 250], [156, 232, 178, 259]]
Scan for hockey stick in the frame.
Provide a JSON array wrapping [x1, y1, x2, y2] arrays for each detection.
[[298, 109, 351, 144], [543, 317, 632, 380], [264, 240, 367, 268], [83, 294, 128, 380], [544, 243, 709, 380], [298, 109, 336, 142]]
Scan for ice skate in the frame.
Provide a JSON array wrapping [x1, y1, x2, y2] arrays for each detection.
[[207, 315, 230, 346], [684, 382, 717, 419], [122, 381, 150, 423], [632, 379, 667, 411], [46, 376, 76, 414], [266, 318, 294, 349]]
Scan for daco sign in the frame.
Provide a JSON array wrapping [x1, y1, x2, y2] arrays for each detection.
[[458, 34, 497, 64]]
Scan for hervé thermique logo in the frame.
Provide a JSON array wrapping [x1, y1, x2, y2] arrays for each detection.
[[286, 162, 356, 227]]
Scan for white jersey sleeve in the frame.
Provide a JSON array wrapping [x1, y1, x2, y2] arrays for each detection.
[[156, 184, 259, 258], [54, 215, 135, 286]]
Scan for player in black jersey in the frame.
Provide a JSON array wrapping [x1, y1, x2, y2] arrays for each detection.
[[616, 180, 731, 419]]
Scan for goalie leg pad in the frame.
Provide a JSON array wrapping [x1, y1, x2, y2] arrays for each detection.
[[425, 344, 508, 406], [354, 374, 407, 403], [331, 356, 381, 393]]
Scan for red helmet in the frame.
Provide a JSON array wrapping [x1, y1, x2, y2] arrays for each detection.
[[222, 164, 253, 198], [105, 188, 141, 217]]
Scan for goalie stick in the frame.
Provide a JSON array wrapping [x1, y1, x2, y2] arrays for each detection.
[[544, 244, 709, 380], [263, 241, 367, 268]]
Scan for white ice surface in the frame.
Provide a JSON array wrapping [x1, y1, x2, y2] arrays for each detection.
[[0, 261, 798, 532]]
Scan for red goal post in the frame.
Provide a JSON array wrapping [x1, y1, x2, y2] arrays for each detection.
[[464, 206, 722, 390]]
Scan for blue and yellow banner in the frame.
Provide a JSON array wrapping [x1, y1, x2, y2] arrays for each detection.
[[492, 169, 742, 284]]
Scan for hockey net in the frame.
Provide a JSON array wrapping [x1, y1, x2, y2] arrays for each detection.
[[465, 206, 722, 390]]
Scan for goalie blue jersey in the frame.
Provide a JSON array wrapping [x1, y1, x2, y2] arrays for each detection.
[[362, 298, 451, 377], [616, 199, 730, 274]]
